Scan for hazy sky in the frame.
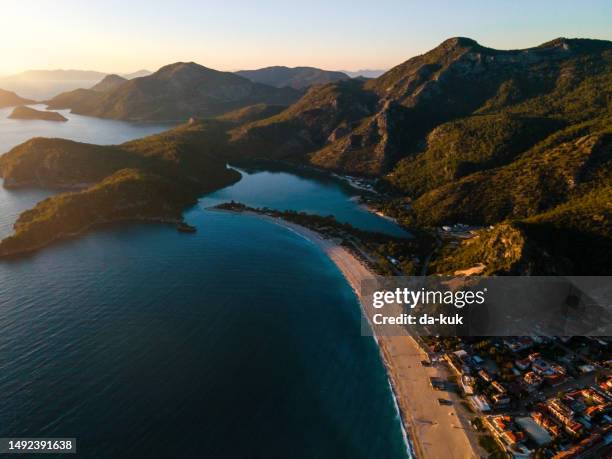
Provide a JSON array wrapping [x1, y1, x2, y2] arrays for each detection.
[[1, 0, 611, 75]]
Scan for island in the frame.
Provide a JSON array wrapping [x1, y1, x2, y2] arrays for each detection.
[[8, 105, 68, 122]]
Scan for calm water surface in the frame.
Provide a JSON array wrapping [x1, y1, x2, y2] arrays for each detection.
[[0, 105, 171, 237], [202, 164, 408, 237], [0, 104, 172, 153], [0, 112, 410, 458]]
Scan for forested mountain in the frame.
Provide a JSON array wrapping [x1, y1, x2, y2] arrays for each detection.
[[46, 62, 301, 121], [231, 37, 612, 273], [236, 66, 349, 89], [2, 37, 610, 272]]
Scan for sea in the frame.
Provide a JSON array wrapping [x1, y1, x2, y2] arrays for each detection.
[[0, 105, 411, 458]]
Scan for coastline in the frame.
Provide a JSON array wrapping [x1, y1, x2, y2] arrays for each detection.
[[0, 215, 183, 259], [358, 201, 399, 224], [244, 212, 478, 459]]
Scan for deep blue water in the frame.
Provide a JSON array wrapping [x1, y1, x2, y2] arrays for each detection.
[[0, 114, 410, 458]]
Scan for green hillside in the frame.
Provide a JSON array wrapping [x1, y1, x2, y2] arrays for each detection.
[[411, 131, 611, 226], [2, 36, 610, 273], [387, 114, 563, 196], [229, 79, 378, 161], [0, 119, 240, 256], [228, 37, 612, 274], [0, 169, 186, 257]]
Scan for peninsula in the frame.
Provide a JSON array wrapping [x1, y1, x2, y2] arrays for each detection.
[[0, 119, 240, 257]]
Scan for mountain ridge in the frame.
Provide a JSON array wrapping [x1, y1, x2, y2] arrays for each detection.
[[0, 69, 153, 100], [235, 66, 349, 89], [47, 62, 302, 121], [90, 74, 128, 92], [1, 36, 610, 273], [231, 36, 611, 172], [0, 88, 35, 108], [227, 36, 612, 273]]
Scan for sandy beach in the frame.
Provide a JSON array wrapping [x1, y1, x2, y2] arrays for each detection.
[[256, 214, 480, 459]]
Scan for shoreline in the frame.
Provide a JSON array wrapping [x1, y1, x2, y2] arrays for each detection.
[[356, 200, 400, 224], [0, 215, 183, 260], [236, 211, 478, 459]]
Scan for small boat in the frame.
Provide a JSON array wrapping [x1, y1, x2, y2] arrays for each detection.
[[176, 222, 197, 233]]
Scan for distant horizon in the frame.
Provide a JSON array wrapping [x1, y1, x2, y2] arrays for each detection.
[[0, 66, 390, 79], [1, 0, 610, 75], [3, 34, 612, 79], [0, 68, 150, 79]]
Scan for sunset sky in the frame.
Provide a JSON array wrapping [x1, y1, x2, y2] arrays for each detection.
[[1, 0, 611, 75]]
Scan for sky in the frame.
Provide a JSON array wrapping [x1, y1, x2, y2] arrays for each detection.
[[1, 0, 611, 75]]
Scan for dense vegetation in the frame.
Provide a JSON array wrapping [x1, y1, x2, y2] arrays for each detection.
[[388, 114, 564, 195], [0, 169, 186, 257], [411, 132, 611, 225], [0, 119, 240, 256], [230, 79, 378, 162], [2, 36, 610, 273], [0, 138, 138, 188], [216, 103, 286, 124], [230, 37, 612, 274], [429, 223, 564, 275], [233, 37, 611, 178]]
